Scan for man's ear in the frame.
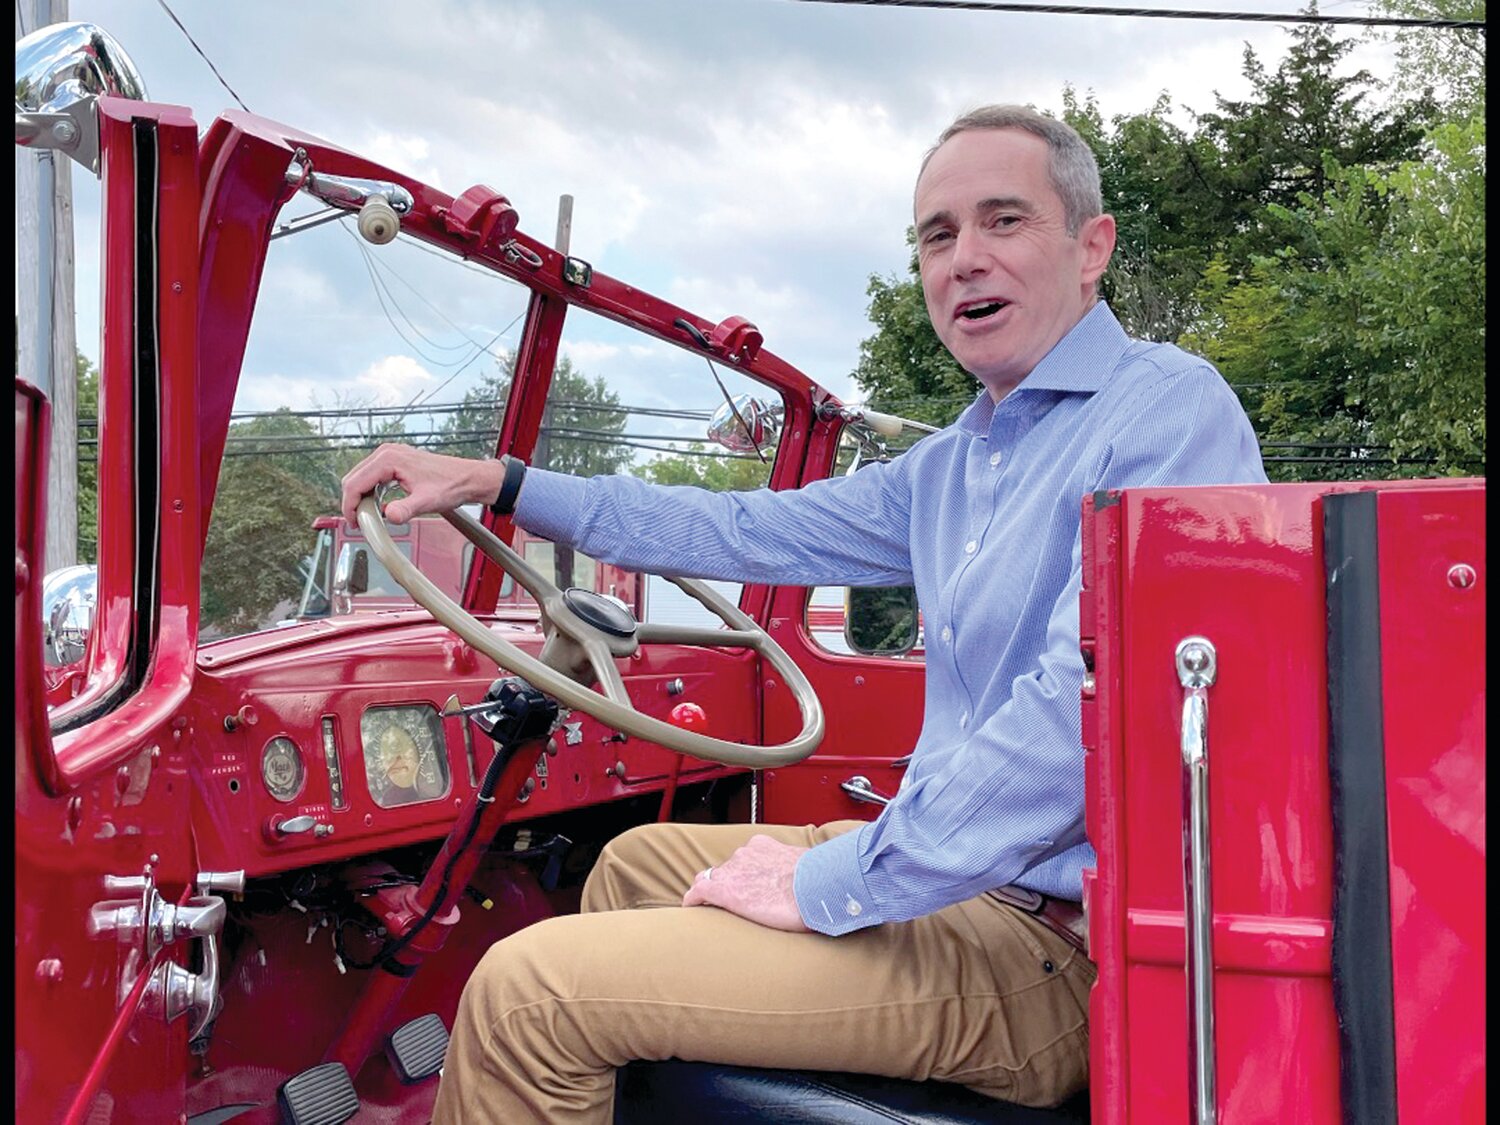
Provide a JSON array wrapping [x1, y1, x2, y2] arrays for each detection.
[[1078, 213, 1117, 288]]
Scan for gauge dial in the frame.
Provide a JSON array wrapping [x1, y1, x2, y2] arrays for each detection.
[[261, 737, 306, 803], [360, 705, 449, 809]]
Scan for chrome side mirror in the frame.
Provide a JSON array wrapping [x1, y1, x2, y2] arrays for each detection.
[[707, 395, 783, 455], [331, 546, 370, 614], [41, 564, 97, 666], [15, 22, 147, 172]]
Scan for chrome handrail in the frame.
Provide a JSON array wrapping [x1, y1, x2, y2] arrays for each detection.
[[1177, 635, 1218, 1125]]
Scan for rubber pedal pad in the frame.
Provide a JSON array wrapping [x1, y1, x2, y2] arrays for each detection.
[[276, 1061, 359, 1125], [386, 1013, 450, 1084]]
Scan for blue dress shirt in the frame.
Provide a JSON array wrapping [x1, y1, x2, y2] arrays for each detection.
[[516, 302, 1267, 936]]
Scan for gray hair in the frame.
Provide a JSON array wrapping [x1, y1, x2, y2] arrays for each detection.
[[920, 105, 1103, 236]]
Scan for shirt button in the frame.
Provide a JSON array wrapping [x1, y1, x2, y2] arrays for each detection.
[[845, 896, 863, 917], [990, 451, 1003, 467], [940, 626, 952, 643], [960, 712, 970, 729], [965, 540, 977, 555]]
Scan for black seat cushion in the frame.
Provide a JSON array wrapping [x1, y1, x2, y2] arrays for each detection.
[[615, 1060, 1090, 1123]]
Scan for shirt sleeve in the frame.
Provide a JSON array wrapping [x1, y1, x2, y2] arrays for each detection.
[[794, 365, 1268, 935], [513, 455, 919, 588]]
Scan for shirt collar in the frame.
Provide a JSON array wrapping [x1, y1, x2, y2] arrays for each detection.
[[954, 301, 1128, 435], [1018, 300, 1129, 393]]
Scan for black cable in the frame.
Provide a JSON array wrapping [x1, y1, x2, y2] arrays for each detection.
[[154, 0, 253, 112], [789, 0, 1486, 31]]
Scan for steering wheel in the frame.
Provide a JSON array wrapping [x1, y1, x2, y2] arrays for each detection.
[[355, 496, 825, 768]]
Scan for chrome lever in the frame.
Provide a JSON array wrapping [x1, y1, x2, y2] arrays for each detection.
[[1177, 636, 1219, 1125], [840, 775, 892, 807], [162, 897, 226, 942], [142, 927, 221, 1040], [195, 870, 246, 896]]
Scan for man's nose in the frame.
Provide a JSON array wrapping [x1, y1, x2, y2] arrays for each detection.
[[949, 224, 990, 279]]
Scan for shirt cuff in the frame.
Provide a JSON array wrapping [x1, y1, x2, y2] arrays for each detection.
[[511, 467, 590, 544], [793, 823, 886, 935]]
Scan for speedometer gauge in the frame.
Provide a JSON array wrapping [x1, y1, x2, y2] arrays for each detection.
[[261, 736, 306, 803], [360, 705, 450, 808]]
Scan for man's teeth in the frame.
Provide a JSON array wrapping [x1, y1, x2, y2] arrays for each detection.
[[961, 302, 1003, 320]]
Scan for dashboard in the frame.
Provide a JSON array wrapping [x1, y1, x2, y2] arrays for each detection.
[[187, 612, 759, 876]]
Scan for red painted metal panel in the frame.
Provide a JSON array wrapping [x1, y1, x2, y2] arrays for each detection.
[[16, 100, 205, 1123], [757, 583, 925, 825], [188, 617, 758, 877], [45, 99, 139, 734], [1374, 487, 1486, 1124], [1084, 479, 1484, 1125]]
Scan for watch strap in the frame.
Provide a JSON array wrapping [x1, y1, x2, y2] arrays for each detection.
[[489, 455, 528, 517]]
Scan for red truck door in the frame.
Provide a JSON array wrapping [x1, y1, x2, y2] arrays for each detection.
[[1081, 479, 1484, 1125], [15, 97, 207, 1122]]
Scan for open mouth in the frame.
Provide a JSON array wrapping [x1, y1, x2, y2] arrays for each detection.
[[958, 300, 1007, 321]]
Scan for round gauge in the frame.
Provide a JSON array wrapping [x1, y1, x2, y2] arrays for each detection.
[[261, 737, 306, 803], [360, 705, 450, 809]]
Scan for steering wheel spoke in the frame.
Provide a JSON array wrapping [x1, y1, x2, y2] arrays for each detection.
[[635, 622, 760, 649], [584, 640, 633, 708]]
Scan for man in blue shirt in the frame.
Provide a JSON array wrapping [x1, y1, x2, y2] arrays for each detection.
[[343, 105, 1266, 1121]]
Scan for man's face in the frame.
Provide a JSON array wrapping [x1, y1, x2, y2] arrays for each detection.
[[914, 128, 1114, 401]]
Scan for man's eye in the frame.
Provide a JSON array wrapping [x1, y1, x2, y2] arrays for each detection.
[[992, 215, 1021, 229], [923, 230, 953, 246]]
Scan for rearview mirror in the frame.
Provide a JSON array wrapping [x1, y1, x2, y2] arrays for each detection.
[[707, 395, 783, 454], [845, 585, 919, 657], [332, 545, 371, 613], [41, 564, 96, 666]]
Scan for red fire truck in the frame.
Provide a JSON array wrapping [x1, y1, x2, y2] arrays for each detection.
[[294, 514, 643, 621], [14, 22, 1483, 1125]]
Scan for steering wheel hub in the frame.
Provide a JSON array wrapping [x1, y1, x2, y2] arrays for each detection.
[[562, 587, 638, 639]]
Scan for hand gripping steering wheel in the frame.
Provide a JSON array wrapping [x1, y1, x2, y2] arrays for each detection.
[[355, 496, 825, 768]]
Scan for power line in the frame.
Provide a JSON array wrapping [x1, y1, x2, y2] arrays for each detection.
[[349, 225, 514, 360], [154, 0, 252, 112], [76, 399, 716, 429], [790, 0, 1486, 30]]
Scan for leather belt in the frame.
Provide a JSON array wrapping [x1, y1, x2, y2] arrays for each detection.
[[988, 885, 1088, 957]]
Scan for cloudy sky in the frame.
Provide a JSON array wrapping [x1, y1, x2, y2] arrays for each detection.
[[51, 0, 1400, 434]]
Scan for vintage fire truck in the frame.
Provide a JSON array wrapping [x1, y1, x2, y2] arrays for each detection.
[[14, 22, 1484, 1125], [293, 514, 644, 622]]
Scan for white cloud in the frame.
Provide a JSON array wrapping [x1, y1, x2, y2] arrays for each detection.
[[60, 0, 1408, 412], [562, 340, 622, 366], [352, 355, 437, 406]]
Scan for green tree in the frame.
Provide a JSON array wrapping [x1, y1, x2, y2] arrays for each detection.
[[1191, 17, 1437, 265], [534, 357, 634, 477], [1064, 88, 1219, 341], [434, 361, 511, 459], [200, 411, 345, 636], [1373, 0, 1485, 118], [1182, 117, 1485, 479], [634, 448, 770, 490], [435, 354, 633, 476], [76, 353, 99, 564]]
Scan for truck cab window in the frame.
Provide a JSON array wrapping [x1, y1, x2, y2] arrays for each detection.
[[542, 304, 777, 626]]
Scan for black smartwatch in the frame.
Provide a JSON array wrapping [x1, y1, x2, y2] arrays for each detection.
[[490, 455, 528, 517]]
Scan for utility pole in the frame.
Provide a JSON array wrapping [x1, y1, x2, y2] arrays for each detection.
[[15, 0, 78, 574]]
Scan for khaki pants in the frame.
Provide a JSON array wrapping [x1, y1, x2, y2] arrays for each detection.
[[435, 820, 1093, 1123]]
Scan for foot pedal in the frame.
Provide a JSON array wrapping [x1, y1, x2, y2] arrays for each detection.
[[386, 1013, 449, 1084], [276, 1061, 359, 1125]]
